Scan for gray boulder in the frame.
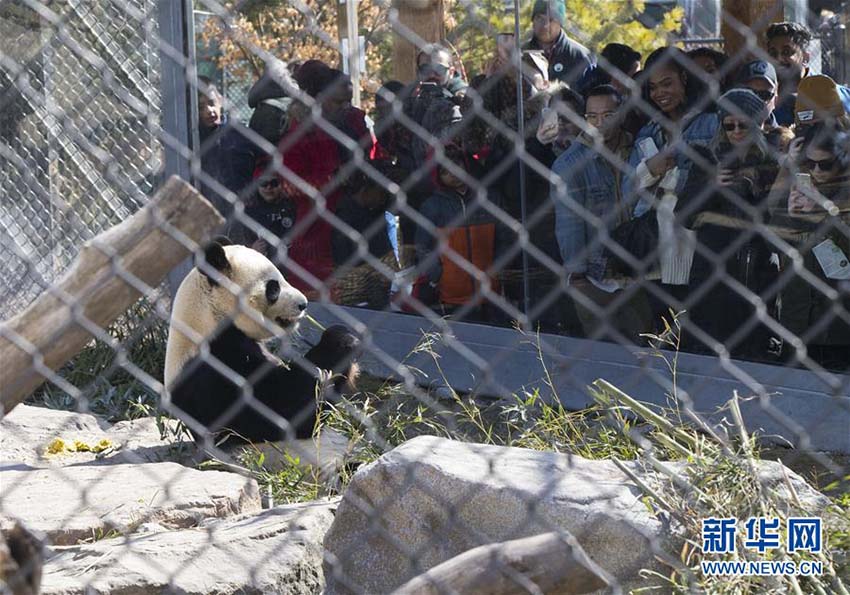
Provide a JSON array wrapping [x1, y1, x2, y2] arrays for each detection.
[[0, 462, 260, 545], [323, 436, 829, 594], [39, 500, 337, 595], [0, 404, 197, 467]]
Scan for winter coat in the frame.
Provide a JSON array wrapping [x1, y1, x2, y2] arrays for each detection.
[[241, 197, 297, 248], [523, 30, 594, 91], [401, 82, 464, 167], [395, 83, 465, 244], [680, 138, 781, 354], [332, 198, 398, 268], [551, 132, 635, 282], [685, 138, 780, 233], [198, 116, 256, 222], [276, 103, 373, 293], [480, 82, 569, 266], [773, 175, 850, 347], [415, 187, 507, 306], [277, 117, 343, 293]]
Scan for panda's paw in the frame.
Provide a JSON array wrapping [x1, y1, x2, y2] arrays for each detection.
[[306, 325, 361, 376]]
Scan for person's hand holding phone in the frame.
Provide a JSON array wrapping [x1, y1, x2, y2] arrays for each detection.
[[251, 238, 269, 255], [536, 106, 559, 145], [717, 168, 735, 187], [647, 150, 675, 178], [496, 33, 514, 62], [789, 173, 817, 214], [780, 136, 805, 170], [787, 137, 805, 165], [489, 33, 515, 74]]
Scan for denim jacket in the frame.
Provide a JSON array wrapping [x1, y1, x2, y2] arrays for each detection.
[[551, 133, 634, 282], [624, 111, 719, 217]]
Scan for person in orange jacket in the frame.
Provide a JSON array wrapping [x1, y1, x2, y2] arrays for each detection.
[[414, 143, 509, 321]]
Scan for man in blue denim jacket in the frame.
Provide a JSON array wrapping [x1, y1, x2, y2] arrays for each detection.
[[551, 85, 652, 342]]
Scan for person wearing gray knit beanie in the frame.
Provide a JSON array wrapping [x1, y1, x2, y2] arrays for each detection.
[[717, 88, 768, 127]]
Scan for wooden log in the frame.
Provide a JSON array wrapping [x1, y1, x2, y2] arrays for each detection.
[[390, 531, 609, 595], [0, 176, 224, 413], [391, 0, 446, 84]]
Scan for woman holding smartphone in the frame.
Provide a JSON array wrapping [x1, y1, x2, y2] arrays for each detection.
[[683, 90, 779, 359], [618, 47, 719, 331], [624, 47, 719, 217], [777, 125, 850, 370]]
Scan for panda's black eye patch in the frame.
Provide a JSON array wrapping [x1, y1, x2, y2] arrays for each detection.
[[265, 280, 281, 304]]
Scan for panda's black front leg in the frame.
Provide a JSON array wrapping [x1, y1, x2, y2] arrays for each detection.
[[254, 362, 324, 440], [304, 325, 361, 394], [248, 326, 359, 441]]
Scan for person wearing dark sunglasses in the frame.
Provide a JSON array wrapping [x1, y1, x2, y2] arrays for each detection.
[[777, 126, 850, 371], [735, 60, 779, 130], [684, 89, 780, 360], [415, 45, 462, 93], [799, 127, 848, 188], [394, 44, 467, 248], [235, 174, 298, 269]]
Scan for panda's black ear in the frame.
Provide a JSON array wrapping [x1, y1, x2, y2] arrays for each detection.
[[199, 239, 231, 285]]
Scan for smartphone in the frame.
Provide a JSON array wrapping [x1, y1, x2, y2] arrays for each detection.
[[535, 106, 559, 144], [789, 173, 815, 215], [795, 172, 814, 192], [638, 137, 659, 159], [496, 33, 515, 61], [794, 172, 839, 215]]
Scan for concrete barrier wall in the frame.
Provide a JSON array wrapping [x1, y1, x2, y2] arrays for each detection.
[[305, 304, 850, 454]]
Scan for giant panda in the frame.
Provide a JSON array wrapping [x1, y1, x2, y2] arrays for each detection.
[[164, 238, 359, 443]]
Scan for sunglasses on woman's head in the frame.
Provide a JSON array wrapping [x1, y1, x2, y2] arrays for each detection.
[[723, 121, 751, 132], [805, 157, 837, 171]]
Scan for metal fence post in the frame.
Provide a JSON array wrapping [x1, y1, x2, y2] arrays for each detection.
[[158, 0, 199, 296]]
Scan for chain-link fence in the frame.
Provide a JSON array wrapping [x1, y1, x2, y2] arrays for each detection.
[[0, 0, 162, 319], [1, 1, 849, 594]]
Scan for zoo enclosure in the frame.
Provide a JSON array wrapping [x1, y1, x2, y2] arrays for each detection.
[[0, 0, 849, 593]]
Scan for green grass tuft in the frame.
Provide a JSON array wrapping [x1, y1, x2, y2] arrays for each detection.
[[27, 297, 168, 422]]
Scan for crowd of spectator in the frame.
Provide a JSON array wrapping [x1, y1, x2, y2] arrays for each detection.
[[194, 0, 850, 372]]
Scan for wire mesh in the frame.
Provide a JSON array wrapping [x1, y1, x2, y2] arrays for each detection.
[[1, 1, 849, 594]]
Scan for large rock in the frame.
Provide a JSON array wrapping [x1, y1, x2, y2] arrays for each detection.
[[323, 436, 829, 595], [39, 500, 337, 595], [0, 462, 260, 545], [0, 404, 197, 467]]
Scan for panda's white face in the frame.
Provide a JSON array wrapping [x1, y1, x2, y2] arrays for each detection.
[[206, 244, 308, 340]]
